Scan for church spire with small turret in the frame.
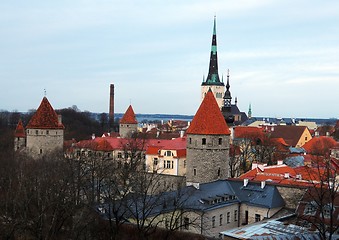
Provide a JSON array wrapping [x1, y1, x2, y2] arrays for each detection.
[[202, 16, 223, 86], [223, 69, 232, 108]]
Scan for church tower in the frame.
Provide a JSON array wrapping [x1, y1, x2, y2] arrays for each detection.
[[26, 97, 64, 157], [186, 89, 231, 187], [119, 105, 138, 138], [221, 70, 235, 124], [248, 104, 252, 119], [201, 17, 225, 109]]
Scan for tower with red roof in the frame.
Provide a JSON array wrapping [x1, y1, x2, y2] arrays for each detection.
[[25, 97, 64, 157], [119, 105, 138, 138], [186, 90, 231, 186], [14, 119, 26, 151]]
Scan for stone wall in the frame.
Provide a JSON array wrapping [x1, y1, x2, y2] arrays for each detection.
[[276, 185, 307, 209], [26, 128, 64, 158], [119, 123, 138, 138], [186, 134, 230, 184]]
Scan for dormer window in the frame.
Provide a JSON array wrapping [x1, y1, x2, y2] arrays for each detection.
[[165, 151, 172, 157]]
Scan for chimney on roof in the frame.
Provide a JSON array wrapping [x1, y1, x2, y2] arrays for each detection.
[[315, 131, 319, 137], [271, 126, 274, 132], [244, 178, 249, 187], [296, 174, 302, 180], [261, 181, 266, 189], [92, 134, 95, 140], [180, 130, 184, 138], [284, 172, 290, 179], [326, 131, 330, 136], [58, 115, 62, 124], [277, 160, 284, 165]]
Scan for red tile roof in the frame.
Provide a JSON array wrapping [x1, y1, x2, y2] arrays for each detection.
[[120, 105, 137, 124], [14, 119, 26, 137], [233, 126, 264, 139], [26, 97, 64, 129], [239, 164, 323, 187], [302, 136, 338, 154], [75, 136, 187, 154], [186, 90, 230, 135]]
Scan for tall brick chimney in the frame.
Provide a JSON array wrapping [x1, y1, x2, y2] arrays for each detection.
[[109, 84, 114, 124]]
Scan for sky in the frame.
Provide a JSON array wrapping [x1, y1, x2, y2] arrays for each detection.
[[0, 1, 338, 119]]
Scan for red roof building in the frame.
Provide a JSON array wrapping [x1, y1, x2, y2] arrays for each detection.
[[14, 119, 26, 138], [186, 90, 230, 135], [239, 163, 324, 187], [302, 136, 338, 155], [26, 97, 64, 129]]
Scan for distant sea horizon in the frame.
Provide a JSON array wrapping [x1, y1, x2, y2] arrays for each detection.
[[112, 113, 337, 125]]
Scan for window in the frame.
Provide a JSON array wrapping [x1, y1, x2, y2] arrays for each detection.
[[227, 212, 230, 223], [219, 214, 223, 226], [323, 204, 332, 218], [189, 138, 192, 144], [36, 130, 38, 135], [39, 149, 43, 154], [234, 210, 238, 222], [166, 161, 171, 169], [305, 136, 307, 141], [117, 152, 122, 158], [304, 202, 317, 215], [165, 150, 172, 156], [202, 138, 206, 145], [183, 217, 189, 230], [153, 158, 158, 165], [217, 168, 221, 177], [184, 160, 186, 168], [46, 130, 49, 135], [193, 168, 197, 176], [255, 214, 261, 222], [212, 216, 216, 228], [218, 138, 222, 145]]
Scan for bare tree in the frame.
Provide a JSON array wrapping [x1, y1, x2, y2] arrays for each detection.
[[297, 150, 339, 240]]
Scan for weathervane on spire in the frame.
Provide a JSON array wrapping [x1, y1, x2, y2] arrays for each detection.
[[44, 88, 46, 97]]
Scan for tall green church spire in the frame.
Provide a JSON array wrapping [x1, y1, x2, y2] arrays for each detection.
[[202, 16, 224, 86]]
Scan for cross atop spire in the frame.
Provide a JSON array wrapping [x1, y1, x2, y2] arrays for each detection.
[[202, 16, 224, 86]]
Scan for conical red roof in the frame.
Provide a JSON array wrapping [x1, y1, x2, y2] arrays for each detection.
[[120, 105, 137, 124], [187, 91, 230, 135], [14, 119, 26, 137], [26, 97, 64, 129]]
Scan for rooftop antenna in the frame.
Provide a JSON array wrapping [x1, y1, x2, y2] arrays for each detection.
[[44, 88, 46, 97]]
